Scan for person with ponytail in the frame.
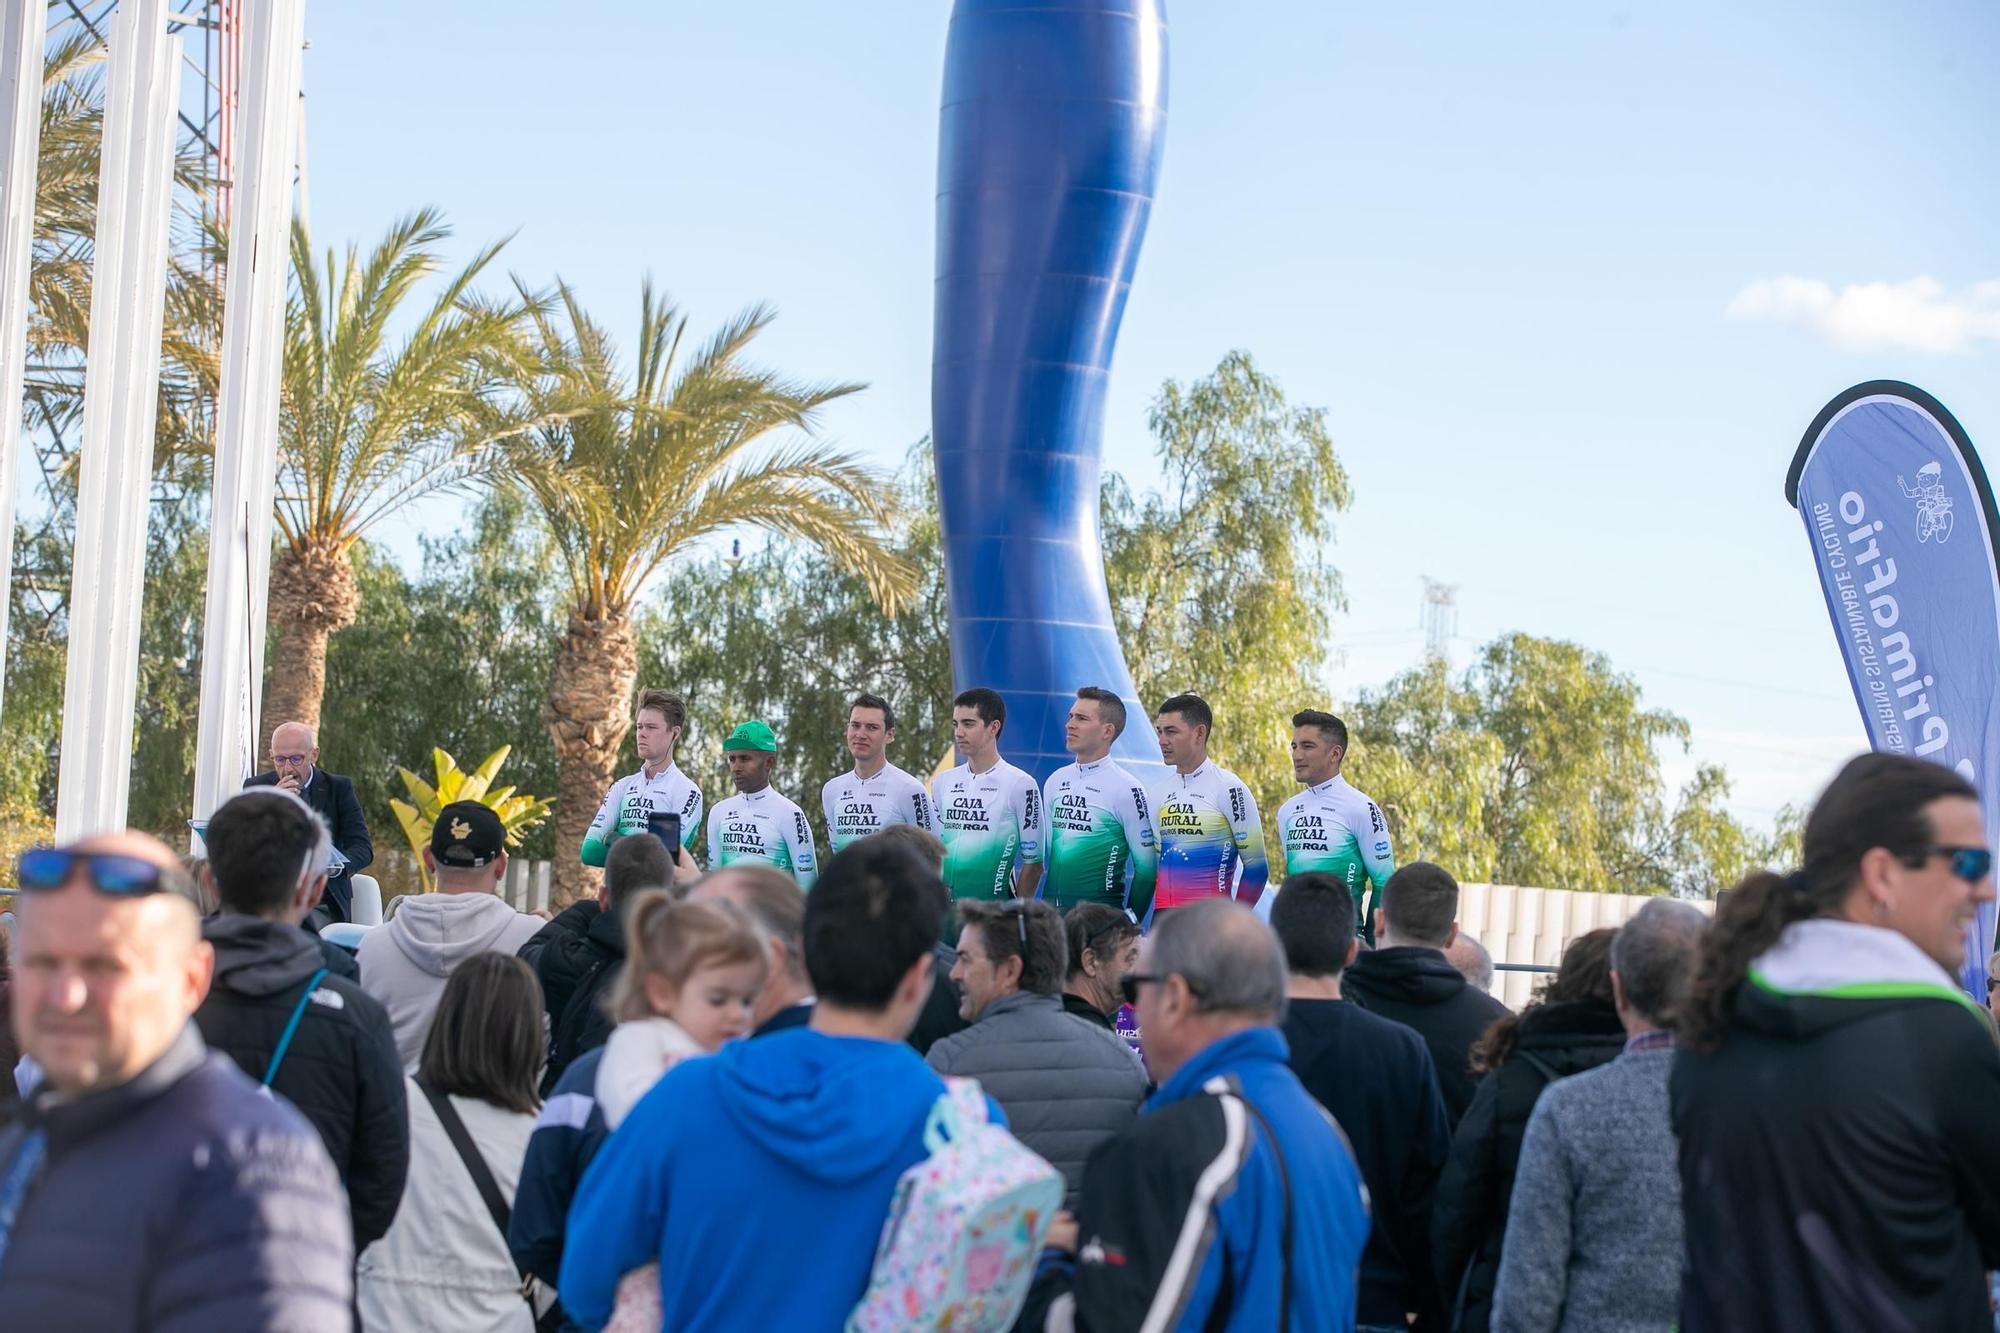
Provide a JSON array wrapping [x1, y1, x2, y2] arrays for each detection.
[[1431, 928, 1626, 1332], [1673, 751, 2000, 1333]]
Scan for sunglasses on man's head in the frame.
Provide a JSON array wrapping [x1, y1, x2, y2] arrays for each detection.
[[998, 898, 1031, 949], [17, 848, 175, 896]]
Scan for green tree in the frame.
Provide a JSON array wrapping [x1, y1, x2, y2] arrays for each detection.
[[268, 210, 528, 737], [504, 283, 917, 901], [1346, 632, 1775, 897], [1103, 350, 1351, 837], [318, 491, 566, 870], [639, 449, 952, 851]]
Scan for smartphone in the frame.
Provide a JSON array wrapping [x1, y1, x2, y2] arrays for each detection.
[[646, 811, 683, 857]]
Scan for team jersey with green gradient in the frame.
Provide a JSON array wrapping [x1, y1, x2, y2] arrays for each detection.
[[580, 763, 703, 866], [1151, 761, 1268, 923], [1041, 757, 1158, 917], [931, 758, 1043, 903], [1277, 775, 1395, 942], [819, 762, 935, 853], [706, 787, 819, 891]]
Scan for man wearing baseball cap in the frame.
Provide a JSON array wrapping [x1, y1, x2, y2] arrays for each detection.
[[357, 801, 546, 1068], [707, 721, 820, 892]]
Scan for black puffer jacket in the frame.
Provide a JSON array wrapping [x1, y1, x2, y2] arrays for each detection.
[[194, 913, 410, 1250], [1344, 945, 1511, 1124], [1430, 999, 1625, 1332], [524, 899, 626, 1094], [0, 1025, 354, 1329]]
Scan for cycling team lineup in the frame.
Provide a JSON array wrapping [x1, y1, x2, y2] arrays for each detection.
[[583, 687, 1392, 932]]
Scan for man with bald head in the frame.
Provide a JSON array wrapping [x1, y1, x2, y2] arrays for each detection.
[[1022, 899, 1370, 1331], [246, 719, 372, 927], [0, 832, 353, 1328]]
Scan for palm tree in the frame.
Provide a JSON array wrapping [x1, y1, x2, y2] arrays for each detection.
[[268, 210, 529, 734], [508, 282, 917, 900]]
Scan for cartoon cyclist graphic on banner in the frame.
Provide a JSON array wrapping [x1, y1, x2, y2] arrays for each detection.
[[1900, 461, 1955, 544]]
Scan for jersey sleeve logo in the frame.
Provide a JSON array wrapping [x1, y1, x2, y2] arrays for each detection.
[[1368, 802, 1385, 834], [1130, 786, 1150, 821], [1229, 787, 1246, 823], [1023, 787, 1041, 826]]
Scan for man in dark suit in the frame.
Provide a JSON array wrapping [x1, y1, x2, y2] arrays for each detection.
[[245, 720, 372, 928]]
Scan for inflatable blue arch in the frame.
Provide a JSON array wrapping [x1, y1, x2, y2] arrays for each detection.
[[932, 0, 1170, 789]]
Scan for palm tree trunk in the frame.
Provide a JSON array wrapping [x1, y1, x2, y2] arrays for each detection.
[[262, 538, 361, 745], [545, 608, 638, 905]]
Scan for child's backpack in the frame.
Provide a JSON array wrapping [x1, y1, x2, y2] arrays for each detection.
[[847, 1076, 1064, 1332]]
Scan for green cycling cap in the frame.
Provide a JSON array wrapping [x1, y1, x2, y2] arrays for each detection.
[[722, 720, 778, 753]]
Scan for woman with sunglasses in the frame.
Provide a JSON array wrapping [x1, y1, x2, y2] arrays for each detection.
[[1673, 751, 2000, 1333]]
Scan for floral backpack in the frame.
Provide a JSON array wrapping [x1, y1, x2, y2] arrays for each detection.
[[847, 1077, 1063, 1332]]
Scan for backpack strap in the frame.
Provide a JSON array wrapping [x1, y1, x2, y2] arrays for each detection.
[[416, 1076, 513, 1238], [1213, 1085, 1293, 1330], [263, 967, 326, 1088]]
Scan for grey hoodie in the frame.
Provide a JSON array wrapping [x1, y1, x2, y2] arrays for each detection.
[[358, 892, 544, 1069]]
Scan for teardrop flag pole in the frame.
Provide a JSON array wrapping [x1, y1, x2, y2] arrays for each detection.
[[1786, 381, 2000, 995]]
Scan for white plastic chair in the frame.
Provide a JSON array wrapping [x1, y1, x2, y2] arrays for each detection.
[[349, 873, 384, 927]]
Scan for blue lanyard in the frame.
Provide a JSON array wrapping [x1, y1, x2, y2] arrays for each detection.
[[0, 1128, 48, 1272]]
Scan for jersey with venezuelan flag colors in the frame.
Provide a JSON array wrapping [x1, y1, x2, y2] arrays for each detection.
[[1150, 760, 1267, 922]]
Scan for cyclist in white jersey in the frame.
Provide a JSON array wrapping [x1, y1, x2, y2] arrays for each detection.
[[1276, 709, 1394, 940], [581, 688, 703, 865], [820, 692, 935, 853], [706, 720, 818, 890], [932, 688, 1043, 939], [1042, 686, 1157, 919], [1150, 693, 1268, 924]]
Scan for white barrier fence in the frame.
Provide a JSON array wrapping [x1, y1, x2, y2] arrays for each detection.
[[1457, 883, 1716, 1009], [500, 859, 555, 914]]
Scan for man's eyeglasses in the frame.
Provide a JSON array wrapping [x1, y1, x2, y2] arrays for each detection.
[[273, 753, 311, 767], [17, 849, 177, 896], [1904, 845, 1994, 884]]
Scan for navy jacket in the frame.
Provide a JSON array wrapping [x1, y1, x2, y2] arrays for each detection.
[[1026, 1026, 1372, 1331], [0, 1025, 354, 1329], [245, 767, 373, 922], [1285, 997, 1452, 1330], [509, 1047, 608, 1333]]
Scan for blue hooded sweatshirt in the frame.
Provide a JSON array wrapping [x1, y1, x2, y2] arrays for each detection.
[[559, 1026, 1001, 1331]]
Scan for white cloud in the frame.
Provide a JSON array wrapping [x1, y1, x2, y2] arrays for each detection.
[[1724, 275, 2000, 353]]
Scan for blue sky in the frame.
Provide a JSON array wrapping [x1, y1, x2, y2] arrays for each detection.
[[300, 0, 1998, 828]]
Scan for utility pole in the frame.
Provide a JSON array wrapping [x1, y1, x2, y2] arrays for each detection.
[[1421, 577, 1458, 663]]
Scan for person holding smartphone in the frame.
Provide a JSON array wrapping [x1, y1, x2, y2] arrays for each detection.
[[582, 690, 704, 869]]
